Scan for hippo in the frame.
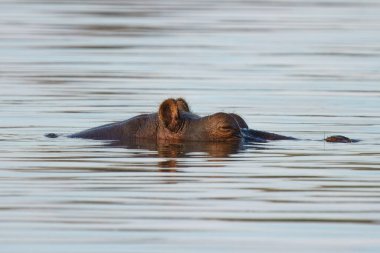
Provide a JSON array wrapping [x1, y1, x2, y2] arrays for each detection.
[[46, 98, 357, 143]]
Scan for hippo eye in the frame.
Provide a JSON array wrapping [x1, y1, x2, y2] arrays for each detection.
[[219, 125, 234, 132]]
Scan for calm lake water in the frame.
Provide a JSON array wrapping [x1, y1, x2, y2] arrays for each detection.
[[1, 0, 380, 252]]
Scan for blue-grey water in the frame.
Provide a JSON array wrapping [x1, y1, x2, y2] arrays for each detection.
[[1, 0, 380, 252]]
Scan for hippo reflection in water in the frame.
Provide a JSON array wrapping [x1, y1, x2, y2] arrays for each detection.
[[46, 98, 357, 144]]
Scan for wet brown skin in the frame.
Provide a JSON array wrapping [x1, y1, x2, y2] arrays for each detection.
[[63, 98, 357, 143]]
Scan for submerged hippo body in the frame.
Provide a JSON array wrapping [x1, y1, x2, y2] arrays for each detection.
[[54, 98, 356, 143]]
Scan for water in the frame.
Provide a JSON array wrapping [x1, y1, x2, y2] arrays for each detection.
[[1, 0, 380, 252]]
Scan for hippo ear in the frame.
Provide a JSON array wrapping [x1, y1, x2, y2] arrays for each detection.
[[176, 98, 190, 112], [159, 98, 181, 132]]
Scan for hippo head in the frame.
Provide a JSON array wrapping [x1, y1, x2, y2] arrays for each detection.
[[157, 98, 259, 142], [65, 97, 355, 144]]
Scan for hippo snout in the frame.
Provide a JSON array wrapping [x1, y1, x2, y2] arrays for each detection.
[[240, 128, 267, 143]]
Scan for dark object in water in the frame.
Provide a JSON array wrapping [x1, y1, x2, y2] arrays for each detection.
[[325, 135, 358, 143], [45, 133, 59, 138]]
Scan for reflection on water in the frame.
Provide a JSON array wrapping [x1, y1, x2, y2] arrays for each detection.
[[110, 138, 246, 158], [1, 0, 380, 252], [108, 138, 256, 170]]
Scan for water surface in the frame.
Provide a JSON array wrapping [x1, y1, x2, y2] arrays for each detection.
[[1, 0, 380, 252]]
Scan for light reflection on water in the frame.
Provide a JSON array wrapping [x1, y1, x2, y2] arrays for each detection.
[[1, 0, 380, 252]]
